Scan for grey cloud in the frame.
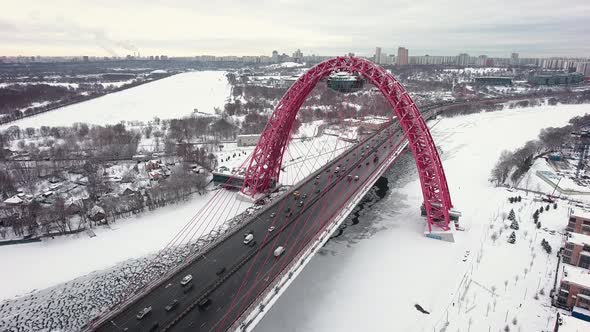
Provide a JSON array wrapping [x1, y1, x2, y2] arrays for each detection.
[[0, 0, 589, 57]]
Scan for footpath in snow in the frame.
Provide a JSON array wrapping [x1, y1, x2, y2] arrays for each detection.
[[255, 103, 590, 332]]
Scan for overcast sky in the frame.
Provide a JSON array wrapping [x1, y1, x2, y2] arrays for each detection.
[[1, 0, 589, 58]]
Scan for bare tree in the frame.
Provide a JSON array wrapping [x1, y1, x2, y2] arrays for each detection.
[[491, 150, 512, 185], [53, 197, 71, 234], [0, 169, 16, 199]]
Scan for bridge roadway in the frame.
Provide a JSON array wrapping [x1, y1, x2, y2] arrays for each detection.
[[95, 123, 407, 332]]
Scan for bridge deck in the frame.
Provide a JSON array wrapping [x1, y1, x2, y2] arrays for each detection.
[[94, 123, 407, 332]]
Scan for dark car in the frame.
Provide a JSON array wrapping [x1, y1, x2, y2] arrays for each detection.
[[197, 298, 211, 310], [315, 188, 321, 193], [183, 284, 194, 294], [148, 322, 159, 332], [216, 267, 226, 276], [165, 300, 179, 312]]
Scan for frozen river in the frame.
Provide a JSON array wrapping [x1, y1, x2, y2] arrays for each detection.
[[0, 71, 230, 129], [255, 103, 590, 332]]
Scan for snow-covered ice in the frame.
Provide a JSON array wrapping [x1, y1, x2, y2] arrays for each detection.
[[0, 71, 230, 129]]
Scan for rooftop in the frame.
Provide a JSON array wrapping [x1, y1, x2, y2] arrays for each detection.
[[568, 232, 590, 246], [559, 314, 590, 332], [571, 209, 590, 221], [563, 264, 590, 289], [474, 76, 512, 79]]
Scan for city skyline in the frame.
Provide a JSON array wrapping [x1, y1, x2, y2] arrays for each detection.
[[1, 0, 589, 58]]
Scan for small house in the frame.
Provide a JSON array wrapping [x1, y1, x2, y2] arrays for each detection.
[[88, 205, 106, 222], [4, 196, 24, 205]]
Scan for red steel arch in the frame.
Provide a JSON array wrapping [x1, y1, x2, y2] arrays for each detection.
[[241, 56, 453, 230]]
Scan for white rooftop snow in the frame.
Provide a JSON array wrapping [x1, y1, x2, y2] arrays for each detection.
[[568, 232, 590, 246], [572, 209, 590, 220], [3, 196, 23, 204], [559, 314, 590, 332], [563, 264, 590, 288]]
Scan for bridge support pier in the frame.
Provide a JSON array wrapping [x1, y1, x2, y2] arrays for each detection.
[[424, 228, 456, 242]]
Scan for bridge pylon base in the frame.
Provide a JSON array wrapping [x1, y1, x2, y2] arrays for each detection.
[[424, 228, 456, 243], [237, 191, 259, 203]]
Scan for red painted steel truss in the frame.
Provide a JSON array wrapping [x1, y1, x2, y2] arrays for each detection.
[[241, 56, 453, 231]]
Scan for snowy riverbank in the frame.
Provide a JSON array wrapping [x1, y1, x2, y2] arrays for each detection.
[[0, 71, 230, 129]]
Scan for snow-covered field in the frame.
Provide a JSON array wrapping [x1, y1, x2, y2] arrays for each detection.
[[0, 71, 230, 129], [255, 103, 590, 332]]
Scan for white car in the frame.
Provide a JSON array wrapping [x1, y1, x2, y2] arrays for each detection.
[[274, 246, 285, 257], [180, 274, 193, 286], [268, 226, 276, 233], [244, 233, 254, 244], [136, 306, 152, 319]]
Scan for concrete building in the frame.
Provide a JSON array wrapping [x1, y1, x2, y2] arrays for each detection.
[[477, 55, 488, 66], [529, 72, 584, 85], [474, 77, 512, 85], [397, 47, 409, 66], [457, 53, 470, 66], [237, 134, 261, 147], [292, 49, 303, 63], [272, 50, 279, 63], [567, 211, 590, 235], [510, 52, 519, 65], [556, 264, 590, 315], [374, 47, 382, 64], [563, 232, 590, 268], [409, 55, 456, 65], [576, 62, 590, 76]]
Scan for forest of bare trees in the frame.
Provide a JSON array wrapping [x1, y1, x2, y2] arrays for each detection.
[[490, 113, 590, 185]]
